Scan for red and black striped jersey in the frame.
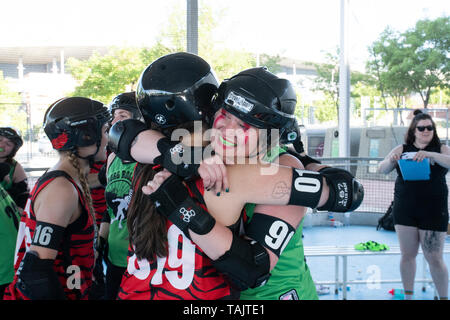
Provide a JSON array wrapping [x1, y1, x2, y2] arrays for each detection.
[[117, 178, 236, 300], [4, 170, 95, 300], [89, 160, 107, 227]]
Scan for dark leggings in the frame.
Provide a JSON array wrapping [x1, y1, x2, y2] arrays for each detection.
[[105, 261, 126, 300]]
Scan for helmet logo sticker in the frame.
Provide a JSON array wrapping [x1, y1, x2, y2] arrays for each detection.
[[226, 91, 254, 114], [154, 114, 167, 125], [51, 131, 68, 149]]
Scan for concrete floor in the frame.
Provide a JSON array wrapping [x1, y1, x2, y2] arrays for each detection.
[[302, 225, 450, 300]]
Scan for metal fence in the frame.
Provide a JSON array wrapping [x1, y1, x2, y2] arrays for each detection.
[[23, 156, 450, 215]]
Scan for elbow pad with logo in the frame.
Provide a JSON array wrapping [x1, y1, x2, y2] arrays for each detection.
[[317, 167, 364, 212]]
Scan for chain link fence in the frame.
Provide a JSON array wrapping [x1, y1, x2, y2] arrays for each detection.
[[22, 156, 450, 214]]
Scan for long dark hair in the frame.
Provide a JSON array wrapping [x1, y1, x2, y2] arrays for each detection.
[[126, 120, 205, 260], [127, 163, 168, 260], [405, 109, 441, 148]]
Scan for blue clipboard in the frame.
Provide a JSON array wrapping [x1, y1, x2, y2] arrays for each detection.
[[397, 158, 430, 181]]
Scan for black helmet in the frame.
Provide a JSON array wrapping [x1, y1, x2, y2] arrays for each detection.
[[108, 91, 142, 120], [0, 127, 23, 158], [44, 97, 111, 155], [136, 52, 219, 128], [212, 67, 297, 132]]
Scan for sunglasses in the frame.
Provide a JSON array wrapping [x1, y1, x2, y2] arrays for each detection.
[[416, 125, 434, 132]]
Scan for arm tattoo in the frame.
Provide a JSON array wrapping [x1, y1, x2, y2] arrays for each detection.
[[271, 181, 290, 199]]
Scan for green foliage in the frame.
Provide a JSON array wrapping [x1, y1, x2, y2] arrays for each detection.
[[0, 71, 26, 133], [367, 16, 450, 108], [66, 0, 283, 102], [310, 50, 372, 121]]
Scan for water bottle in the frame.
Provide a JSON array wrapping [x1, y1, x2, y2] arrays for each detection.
[[344, 212, 351, 226], [389, 289, 405, 300]]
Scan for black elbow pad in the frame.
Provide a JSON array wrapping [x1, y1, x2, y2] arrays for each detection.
[[9, 180, 29, 208], [16, 251, 66, 300], [98, 163, 107, 187], [212, 234, 270, 291], [108, 119, 148, 162]]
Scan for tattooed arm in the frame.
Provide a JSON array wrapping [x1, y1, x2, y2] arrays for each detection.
[[203, 163, 330, 225]]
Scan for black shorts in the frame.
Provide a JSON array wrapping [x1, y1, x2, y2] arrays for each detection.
[[393, 193, 449, 232]]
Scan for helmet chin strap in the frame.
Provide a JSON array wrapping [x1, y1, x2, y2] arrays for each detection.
[[74, 144, 100, 168]]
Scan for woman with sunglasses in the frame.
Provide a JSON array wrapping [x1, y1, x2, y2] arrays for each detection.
[[378, 109, 450, 300]]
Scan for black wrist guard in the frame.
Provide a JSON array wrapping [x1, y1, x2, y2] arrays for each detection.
[[153, 137, 204, 179], [108, 119, 148, 162], [148, 174, 215, 238], [317, 167, 364, 212]]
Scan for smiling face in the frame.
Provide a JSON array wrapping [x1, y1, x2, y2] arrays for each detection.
[[0, 136, 15, 159], [210, 108, 262, 164]]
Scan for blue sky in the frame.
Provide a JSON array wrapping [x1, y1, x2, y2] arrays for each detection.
[[1, 0, 448, 70]]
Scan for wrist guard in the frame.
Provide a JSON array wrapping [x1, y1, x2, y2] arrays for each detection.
[[153, 137, 204, 179], [108, 119, 148, 162], [148, 174, 215, 238], [317, 167, 364, 212]]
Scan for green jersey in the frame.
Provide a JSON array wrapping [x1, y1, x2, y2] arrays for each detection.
[[0, 184, 21, 285], [0, 159, 16, 191], [105, 156, 137, 268], [240, 146, 318, 300]]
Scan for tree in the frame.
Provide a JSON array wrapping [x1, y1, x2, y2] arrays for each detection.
[[310, 50, 370, 122], [367, 17, 450, 109], [0, 71, 26, 133], [67, 1, 282, 103], [67, 45, 171, 104], [402, 17, 450, 108], [367, 27, 411, 110]]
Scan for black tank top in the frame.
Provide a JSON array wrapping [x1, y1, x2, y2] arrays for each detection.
[[395, 143, 448, 196]]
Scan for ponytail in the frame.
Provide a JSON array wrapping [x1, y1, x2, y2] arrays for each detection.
[[67, 152, 98, 237]]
